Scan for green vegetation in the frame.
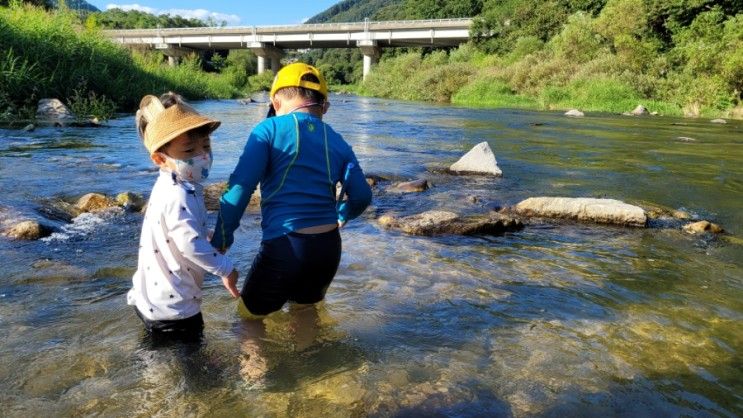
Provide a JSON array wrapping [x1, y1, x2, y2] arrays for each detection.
[[0, 4, 253, 122], [308, 0, 743, 118]]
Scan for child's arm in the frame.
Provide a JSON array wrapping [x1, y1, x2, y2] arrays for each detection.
[[165, 197, 236, 282], [337, 150, 372, 225], [211, 123, 271, 252]]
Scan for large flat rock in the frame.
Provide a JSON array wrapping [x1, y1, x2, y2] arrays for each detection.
[[513, 197, 647, 227], [378, 210, 523, 236]]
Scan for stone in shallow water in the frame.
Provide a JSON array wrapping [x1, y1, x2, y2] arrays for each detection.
[[75, 193, 116, 213], [564, 109, 584, 117], [682, 220, 724, 234], [390, 179, 429, 193], [5, 220, 53, 240], [449, 142, 502, 176], [710, 118, 727, 124], [115, 192, 146, 212], [379, 210, 523, 236], [513, 197, 647, 227]]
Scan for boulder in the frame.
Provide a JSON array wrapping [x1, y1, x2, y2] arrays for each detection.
[[5, 220, 53, 240], [23, 124, 35, 132], [203, 182, 261, 211], [36, 99, 74, 120], [710, 119, 727, 124], [682, 220, 724, 234], [512, 197, 647, 227], [378, 210, 523, 236], [116, 192, 146, 212], [390, 179, 429, 193], [677, 136, 696, 142], [449, 142, 502, 176], [629, 105, 649, 116], [36, 199, 82, 223], [564, 109, 584, 117], [75, 193, 117, 213]]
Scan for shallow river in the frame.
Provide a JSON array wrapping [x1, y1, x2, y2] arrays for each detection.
[[0, 96, 741, 417]]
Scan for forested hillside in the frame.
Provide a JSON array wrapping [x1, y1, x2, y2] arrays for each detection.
[[303, 0, 743, 118]]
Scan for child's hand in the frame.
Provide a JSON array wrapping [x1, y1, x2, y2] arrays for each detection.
[[222, 269, 240, 298]]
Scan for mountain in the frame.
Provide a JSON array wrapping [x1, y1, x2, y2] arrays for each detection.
[[306, 0, 404, 23], [50, 0, 99, 12]]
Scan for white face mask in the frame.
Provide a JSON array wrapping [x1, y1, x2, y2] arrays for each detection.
[[160, 151, 212, 183]]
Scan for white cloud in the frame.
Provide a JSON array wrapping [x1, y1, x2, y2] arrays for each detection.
[[105, 4, 241, 25]]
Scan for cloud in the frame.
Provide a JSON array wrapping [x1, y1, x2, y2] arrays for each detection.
[[105, 4, 241, 25]]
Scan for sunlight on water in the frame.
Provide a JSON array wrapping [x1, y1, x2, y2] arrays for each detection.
[[0, 96, 741, 416]]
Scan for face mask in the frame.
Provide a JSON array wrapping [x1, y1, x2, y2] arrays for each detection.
[[160, 151, 212, 183]]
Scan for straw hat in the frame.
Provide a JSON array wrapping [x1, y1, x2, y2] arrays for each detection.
[[137, 95, 220, 155]]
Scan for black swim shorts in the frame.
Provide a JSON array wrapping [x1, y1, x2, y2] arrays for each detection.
[[241, 228, 342, 316]]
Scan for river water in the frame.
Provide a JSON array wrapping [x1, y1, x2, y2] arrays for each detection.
[[0, 96, 741, 417]]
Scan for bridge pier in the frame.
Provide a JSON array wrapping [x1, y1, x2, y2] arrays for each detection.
[[155, 44, 194, 67], [249, 42, 283, 74], [358, 40, 380, 81]]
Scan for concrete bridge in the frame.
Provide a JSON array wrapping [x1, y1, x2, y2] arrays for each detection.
[[103, 18, 474, 79]]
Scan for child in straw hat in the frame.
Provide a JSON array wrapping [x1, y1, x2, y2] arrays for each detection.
[[127, 92, 240, 336]]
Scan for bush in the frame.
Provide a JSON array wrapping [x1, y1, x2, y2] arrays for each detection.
[[248, 70, 275, 93], [452, 77, 539, 108]]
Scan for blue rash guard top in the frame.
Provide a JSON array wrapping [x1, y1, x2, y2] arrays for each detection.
[[211, 112, 372, 250]]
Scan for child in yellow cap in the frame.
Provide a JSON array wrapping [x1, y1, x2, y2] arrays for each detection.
[[127, 92, 239, 336], [212, 63, 372, 318]]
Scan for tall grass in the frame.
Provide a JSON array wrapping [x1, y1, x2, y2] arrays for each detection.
[[0, 4, 242, 121]]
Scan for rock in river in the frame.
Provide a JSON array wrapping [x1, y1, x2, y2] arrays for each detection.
[[564, 109, 584, 117], [629, 105, 649, 116], [36, 98, 74, 120], [512, 197, 647, 227], [390, 179, 429, 193], [682, 220, 724, 234], [116, 192, 146, 212], [5, 220, 53, 240], [75, 193, 117, 213], [449, 142, 502, 176], [378, 210, 523, 236]]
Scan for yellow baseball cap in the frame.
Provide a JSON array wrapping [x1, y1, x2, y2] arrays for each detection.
[[269, 62, 328, 100]]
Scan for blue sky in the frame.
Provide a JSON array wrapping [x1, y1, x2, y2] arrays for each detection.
[[86, 1, 342, 26]]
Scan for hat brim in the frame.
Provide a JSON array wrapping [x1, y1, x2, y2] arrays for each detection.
[[145, 111, 220, 154]]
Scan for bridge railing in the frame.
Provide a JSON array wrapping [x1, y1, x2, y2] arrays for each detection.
[[103, 18, 474, 36]]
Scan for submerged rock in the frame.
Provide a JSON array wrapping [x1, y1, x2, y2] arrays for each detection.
[[564, 109, 584, 117], [378, 210, 523, 236], [512, 197, 647, 227], [5, 220, 53, 240], [75, 193, 117, 213], [116, 192, 146, 212], [449, 142, 502, 176], [682, 220, 724, 234], [390, 179, 429, 193], [36, 98, 74, 120]]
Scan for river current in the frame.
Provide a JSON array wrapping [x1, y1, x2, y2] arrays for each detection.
[[0, 95, 741, 417]]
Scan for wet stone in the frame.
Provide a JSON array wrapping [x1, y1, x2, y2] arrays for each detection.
[[379, 210, 523, 236], [75, 193, 117, 213], [682, 220, 724, 234], [389, 179, 429, 193], [5, 220, 53, 240], [203, 182, 260, 211], [448, 141, 502, 176], [115, 192, 146, 212], [564, 109, 584, 117], [512, 197, 647, 227]]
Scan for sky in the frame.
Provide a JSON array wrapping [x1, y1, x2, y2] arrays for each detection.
[[86, 1, 342, 26]]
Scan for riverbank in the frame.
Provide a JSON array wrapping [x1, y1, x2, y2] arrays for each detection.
[[356, 6, 743, 120], [0, 4, 243, 122]]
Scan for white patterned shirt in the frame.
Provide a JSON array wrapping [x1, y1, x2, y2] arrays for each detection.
[[127, 170, 234, 321]]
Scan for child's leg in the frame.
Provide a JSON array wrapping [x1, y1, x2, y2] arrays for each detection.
[[287, 228, 342, 305], [134, 307, 204, 340], [234, 316, 268, 382]]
